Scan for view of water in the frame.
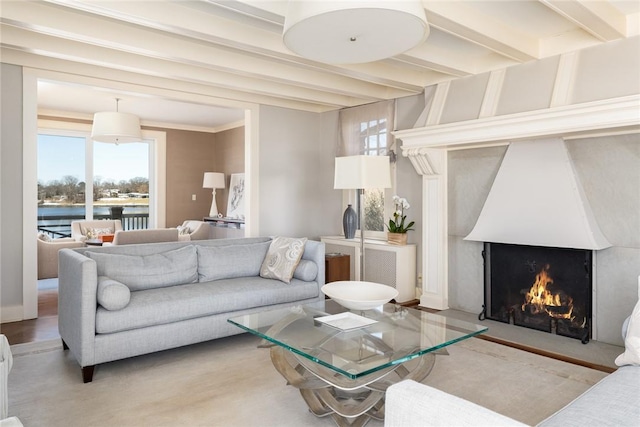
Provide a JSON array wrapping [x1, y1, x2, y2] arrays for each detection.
[[38, 205, 149, 237], [38, 205, 149, 217]]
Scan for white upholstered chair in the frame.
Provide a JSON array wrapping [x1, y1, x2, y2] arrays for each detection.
[[0, 334, 22, 426], [37, 236, 85, 279], [178, 220, 211, 241], [71, 219, 122, 242]]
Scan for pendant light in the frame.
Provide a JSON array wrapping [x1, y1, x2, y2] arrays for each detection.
[[283, 1, 429, 64], [91, 98, 142, 144]]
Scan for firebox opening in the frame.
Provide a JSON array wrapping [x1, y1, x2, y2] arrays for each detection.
[[482, 242, 592, 344]]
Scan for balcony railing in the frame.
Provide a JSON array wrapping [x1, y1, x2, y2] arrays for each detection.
[[37, 213, 149, 239]]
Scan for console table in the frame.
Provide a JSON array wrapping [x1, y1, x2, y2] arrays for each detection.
[[203, 217, 245, 238]]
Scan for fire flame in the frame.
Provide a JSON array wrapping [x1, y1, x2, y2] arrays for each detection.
[[522, 265, 574, 320]]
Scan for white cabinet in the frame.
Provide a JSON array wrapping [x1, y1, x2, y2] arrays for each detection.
[[320, 236, 417, 303]]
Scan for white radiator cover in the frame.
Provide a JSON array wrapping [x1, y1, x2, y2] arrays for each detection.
[[321, 236, 417, 302]]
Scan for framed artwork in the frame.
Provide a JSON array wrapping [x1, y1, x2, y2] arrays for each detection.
[[226, 173, 245, 219]]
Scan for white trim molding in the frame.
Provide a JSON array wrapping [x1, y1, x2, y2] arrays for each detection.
[[396, 95, 640, 150]]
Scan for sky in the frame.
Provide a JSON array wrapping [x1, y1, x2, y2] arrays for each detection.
[[38, 134, 149, 184]]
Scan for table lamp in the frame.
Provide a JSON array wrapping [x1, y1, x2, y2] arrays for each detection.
[[334, 155, 391, 280], [203, 172, 226, 217]]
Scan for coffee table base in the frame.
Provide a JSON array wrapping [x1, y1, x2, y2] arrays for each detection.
[[269, 346, 438, 427]]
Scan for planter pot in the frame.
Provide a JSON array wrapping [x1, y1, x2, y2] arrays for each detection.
[[387, 232, 408, 245]]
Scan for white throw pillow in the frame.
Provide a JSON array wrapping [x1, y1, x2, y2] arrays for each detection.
[[260, 236, 307, 284], [37, 233, 52, 242], [615, 297, 640, 366]]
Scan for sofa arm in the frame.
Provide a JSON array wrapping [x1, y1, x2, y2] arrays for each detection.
[[385, 380, 526, 427], [58, 249, 99, 367]]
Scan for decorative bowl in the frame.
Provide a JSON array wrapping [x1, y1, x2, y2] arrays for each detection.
[[321, 281, 399, 311]]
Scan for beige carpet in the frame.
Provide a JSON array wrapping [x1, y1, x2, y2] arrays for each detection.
[[7, 334, 607, 427]]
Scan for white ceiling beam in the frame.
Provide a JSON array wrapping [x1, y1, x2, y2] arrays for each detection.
[[539, 0, 627, 40], [2, 1, 418, 102], [41, 0, 428, 93], [3, 47, 345, 113], [423, 1, 539, 62]]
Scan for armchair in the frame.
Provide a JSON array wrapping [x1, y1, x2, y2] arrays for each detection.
[[178, 220, 211, 241], [71, 219, 122, 242], [37, 236, 85, 279]]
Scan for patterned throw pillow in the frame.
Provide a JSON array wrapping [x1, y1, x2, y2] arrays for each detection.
[[92, 227, 114, 236], [260, 236, 307, 284]]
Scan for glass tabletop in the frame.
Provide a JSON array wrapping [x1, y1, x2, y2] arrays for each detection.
[[228, 300, 487, 379]]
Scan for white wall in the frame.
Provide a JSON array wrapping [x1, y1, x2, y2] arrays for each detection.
[[257, 105, 342, 239], [0, 63, 24, 321]]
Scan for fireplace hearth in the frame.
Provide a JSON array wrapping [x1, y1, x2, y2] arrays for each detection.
[[481, 243, 592, 344]]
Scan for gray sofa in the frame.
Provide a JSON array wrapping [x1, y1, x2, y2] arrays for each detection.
[[385, 315, 640, 426], [58, 236, 325, 383]]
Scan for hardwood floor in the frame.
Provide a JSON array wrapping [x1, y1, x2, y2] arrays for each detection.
[[1, 282, 60, 345]]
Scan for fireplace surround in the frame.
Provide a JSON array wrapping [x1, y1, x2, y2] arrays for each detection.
[[482, 242, 592, 343]]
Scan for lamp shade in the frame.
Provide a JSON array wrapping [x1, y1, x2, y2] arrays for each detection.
[[334, 155, 391, 189], [91, 112, 142, 143], [283, 1, 429, 64], [203, 172, 225, 189]]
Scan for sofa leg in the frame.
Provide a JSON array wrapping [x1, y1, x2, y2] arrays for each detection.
[[82, 366, 95, 383], [62, 339, 69, 350]]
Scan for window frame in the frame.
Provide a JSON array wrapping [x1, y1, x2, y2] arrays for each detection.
[[37, 120, 166, 228], [342, 119, 396, 241]]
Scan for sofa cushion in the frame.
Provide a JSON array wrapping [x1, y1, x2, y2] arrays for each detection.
[[97, 276, 131, 311], [293, 259, 318, 282], [196, 242, 270, 282], [95, 276, 319, 334], [260, 237, 307, 283], [87, 246, 198, 291], [615, 297, 640, 367]]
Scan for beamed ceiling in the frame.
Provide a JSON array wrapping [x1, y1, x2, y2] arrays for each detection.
[[1, 0, 639, 129]]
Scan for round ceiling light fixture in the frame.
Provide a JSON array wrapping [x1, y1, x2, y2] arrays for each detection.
[[91, 98, 142, 144], [283, 1, 429, 64]]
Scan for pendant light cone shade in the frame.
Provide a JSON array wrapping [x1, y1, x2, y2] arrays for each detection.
[[334, 155, 391, 190], [203, 172, 226, 218], [91, 112, 142, 143], [283, 1, 429, 64]]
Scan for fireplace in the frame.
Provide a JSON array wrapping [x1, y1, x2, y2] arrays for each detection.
[[481, 243, 592, 344]]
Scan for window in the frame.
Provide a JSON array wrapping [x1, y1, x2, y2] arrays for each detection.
[[37, 128, 154, 237], [338, 100, 396, 239]]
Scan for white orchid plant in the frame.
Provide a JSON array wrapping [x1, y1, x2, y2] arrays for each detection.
[[387, 195, 415, 234]]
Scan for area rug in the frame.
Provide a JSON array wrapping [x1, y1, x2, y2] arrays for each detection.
[[7, 334, 607, 426]]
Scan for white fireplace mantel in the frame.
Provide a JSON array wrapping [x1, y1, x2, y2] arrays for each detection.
[[397, 94, 640, 150], [393, 94, 640, 310]]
